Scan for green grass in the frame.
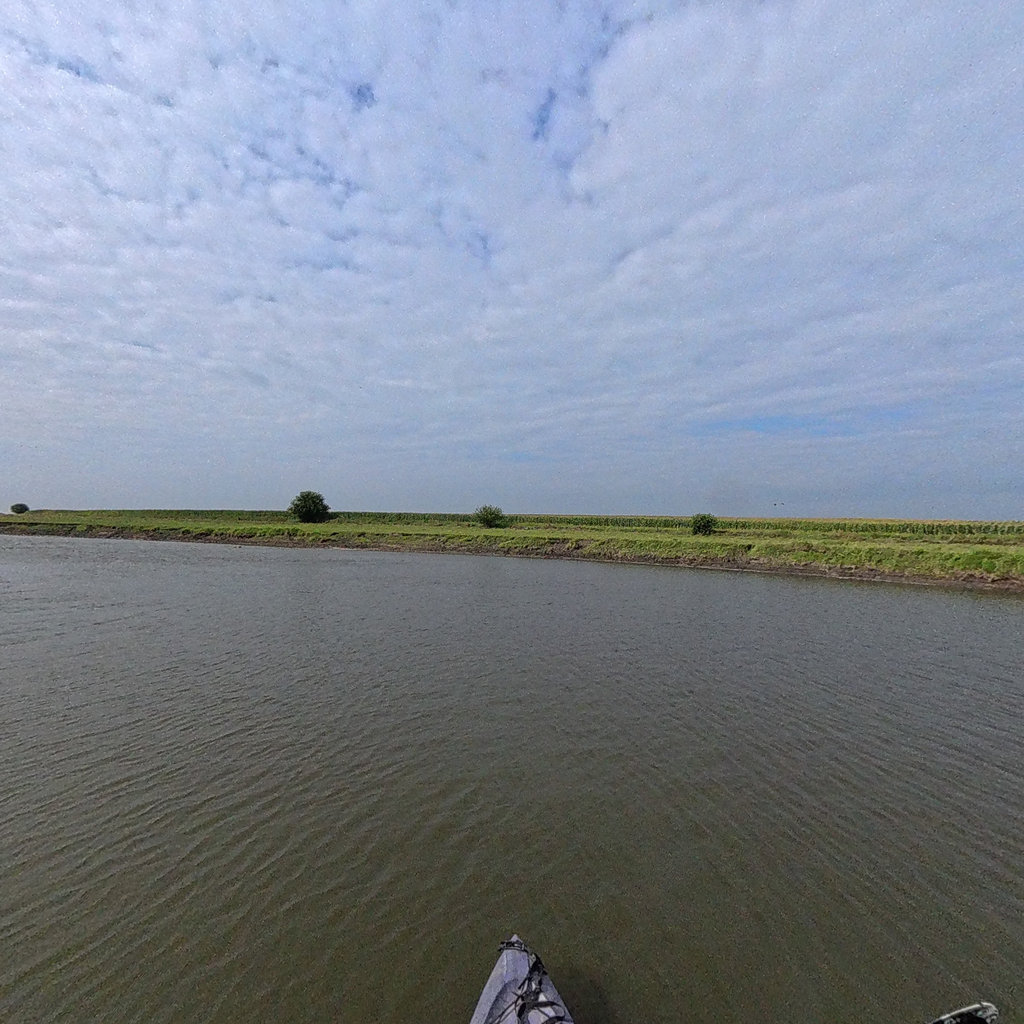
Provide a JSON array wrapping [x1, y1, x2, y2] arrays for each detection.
[[2, 508, 1023, 589]]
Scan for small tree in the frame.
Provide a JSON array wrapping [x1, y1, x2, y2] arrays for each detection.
[[473, 505, 508, 528], [9, 503, 29, 514], [288, 490, 331, 523], [691, 513, 717, 536]]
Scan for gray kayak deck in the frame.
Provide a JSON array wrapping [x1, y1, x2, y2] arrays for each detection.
[[468, 935, 574, 1024]]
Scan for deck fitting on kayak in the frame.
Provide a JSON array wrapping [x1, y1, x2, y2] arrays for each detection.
[[927, 1003, 998, 1024]]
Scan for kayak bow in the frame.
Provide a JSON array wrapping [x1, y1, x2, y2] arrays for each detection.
[[468, 935, 574, 1024]]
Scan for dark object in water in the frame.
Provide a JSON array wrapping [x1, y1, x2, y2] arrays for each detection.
[[468, 935, 574, 1023], [928, 1003, 999, 1024]]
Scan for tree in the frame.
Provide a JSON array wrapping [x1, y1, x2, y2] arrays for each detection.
[[691, 513, 717, 536], [9, 503, 29, 514], [288, 491, 331, 523], [473, 504, 509, 528]]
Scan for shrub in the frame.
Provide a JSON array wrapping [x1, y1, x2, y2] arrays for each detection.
[[473, 505, 509, 528], [9, 503, 29, 514], [288, 490, 331, 523], [691, 513, 718, 536]]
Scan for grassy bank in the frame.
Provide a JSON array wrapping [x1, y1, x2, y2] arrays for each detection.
[[2, 508, 1023, 591]]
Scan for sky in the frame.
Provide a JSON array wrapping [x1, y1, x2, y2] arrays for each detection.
[[1, 0, 1021, 518]]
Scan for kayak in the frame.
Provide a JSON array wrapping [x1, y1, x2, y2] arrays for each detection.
[[928, 1004, 998, 1024], [468, 935, 575, 1024], [468, 936, 993, 1024]]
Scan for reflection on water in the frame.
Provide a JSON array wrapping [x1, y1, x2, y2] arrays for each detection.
[[1, 536, 1022, 1024]]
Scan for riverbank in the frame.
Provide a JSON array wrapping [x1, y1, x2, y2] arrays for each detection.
[[2, 509, 1023, 593]]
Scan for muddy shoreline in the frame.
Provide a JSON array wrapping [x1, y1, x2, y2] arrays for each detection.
[[3, 522, 1022, 594]]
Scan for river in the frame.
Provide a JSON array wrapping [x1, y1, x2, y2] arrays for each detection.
[[1, 536, 1021, 1023]]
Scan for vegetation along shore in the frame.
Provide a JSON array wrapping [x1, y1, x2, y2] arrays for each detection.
[[2, 507, 1023, 592]]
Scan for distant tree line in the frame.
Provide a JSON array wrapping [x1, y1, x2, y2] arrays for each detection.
[[287, 491, 717, 536]]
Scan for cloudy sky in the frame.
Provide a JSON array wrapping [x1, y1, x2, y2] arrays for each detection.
[[2, 1, 1021, 517]]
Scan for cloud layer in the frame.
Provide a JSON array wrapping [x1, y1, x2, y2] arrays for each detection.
[[2, 0, 1021, 516]]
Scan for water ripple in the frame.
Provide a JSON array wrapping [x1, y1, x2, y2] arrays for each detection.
[[1, 539, 1021, 1023]]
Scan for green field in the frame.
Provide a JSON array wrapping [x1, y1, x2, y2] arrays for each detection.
[[2, 508, 1023, 590]]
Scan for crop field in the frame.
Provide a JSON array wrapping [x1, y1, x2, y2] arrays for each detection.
[[2, 508, 1023, 590]]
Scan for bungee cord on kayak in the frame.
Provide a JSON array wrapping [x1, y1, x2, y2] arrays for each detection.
[[507, 947, 570, 1023]]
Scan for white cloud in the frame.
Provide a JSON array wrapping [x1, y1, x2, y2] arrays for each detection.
[[1, 0, 1021, 516]]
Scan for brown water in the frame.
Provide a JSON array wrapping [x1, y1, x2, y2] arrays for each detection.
[[1, 536, 1021, 1024]]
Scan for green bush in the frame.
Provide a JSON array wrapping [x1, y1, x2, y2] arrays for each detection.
[[473, 505, 509, 528], [288, 490, 331, 523], [9, 503, 29, 514], [691, 513, 718, 536]]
